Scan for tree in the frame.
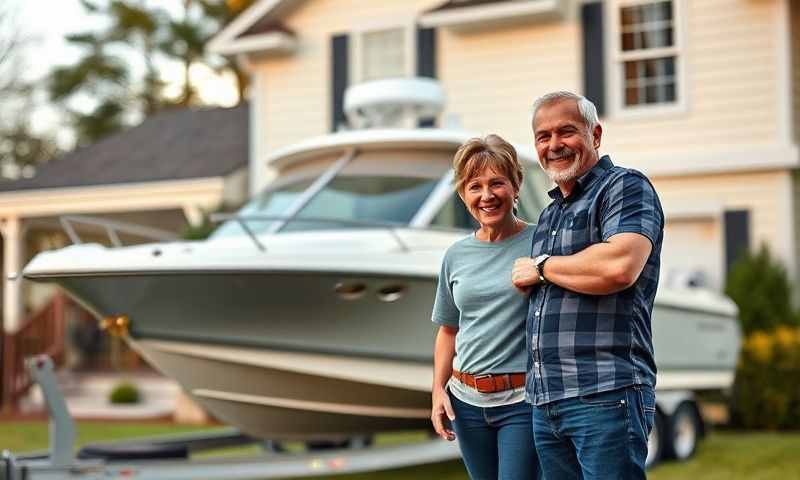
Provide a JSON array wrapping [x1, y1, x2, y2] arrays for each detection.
[[48, 32, 130, 145], [0, 4, 61, 176], [724, 244, 800, 335], [47, 0, 253, 147]]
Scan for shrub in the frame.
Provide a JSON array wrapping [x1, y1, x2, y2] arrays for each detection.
[[724, 244, 799, 336], [109, 382, 141, 404], [729, 327, 800, 430]]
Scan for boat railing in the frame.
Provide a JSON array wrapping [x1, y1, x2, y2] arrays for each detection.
[[209, 213, 468, 253], [60, 215, 179, 247]]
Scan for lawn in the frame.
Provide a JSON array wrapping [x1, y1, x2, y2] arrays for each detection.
[[1, 422, 798, 479]]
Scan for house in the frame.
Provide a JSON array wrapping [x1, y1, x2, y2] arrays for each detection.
[[0, 104, 248, 407], [208, 0, 800, 293]]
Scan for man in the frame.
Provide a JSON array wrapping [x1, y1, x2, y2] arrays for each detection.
[[512, 91, 664, 479]]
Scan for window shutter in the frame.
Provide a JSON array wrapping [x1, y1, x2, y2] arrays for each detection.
[[724, 210, 750, 275], [331, 34, 349, 132], [416, 26, 437, 127], [581, 2, 606, 117]]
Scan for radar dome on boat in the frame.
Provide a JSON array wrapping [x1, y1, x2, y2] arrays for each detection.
[[344, 77, 445, 129]]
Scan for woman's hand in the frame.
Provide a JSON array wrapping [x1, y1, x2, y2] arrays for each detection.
[[512, 257, 539, 293], [431, 386, 456, 441]]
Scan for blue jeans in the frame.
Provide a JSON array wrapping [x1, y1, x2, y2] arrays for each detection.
[[532, 385, 655, 480], [449, 391, 541, 480]]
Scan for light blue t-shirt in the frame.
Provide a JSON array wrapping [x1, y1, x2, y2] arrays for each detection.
[[432, 224, 535, 407]]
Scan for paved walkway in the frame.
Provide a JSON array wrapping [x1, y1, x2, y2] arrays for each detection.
[[21, 370, 182, 420]]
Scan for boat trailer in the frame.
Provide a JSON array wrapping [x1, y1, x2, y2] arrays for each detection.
[[1, 356, 461, 479]]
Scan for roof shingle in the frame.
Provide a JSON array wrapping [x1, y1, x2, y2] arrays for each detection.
[[0, 104, 249, 192]]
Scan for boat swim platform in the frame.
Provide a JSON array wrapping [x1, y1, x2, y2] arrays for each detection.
[[0, 356, 461, 480]]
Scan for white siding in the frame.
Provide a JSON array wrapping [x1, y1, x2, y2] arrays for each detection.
[[603, 0, 781, 155], [652, 170, 795, 289], [437, 21, 581, 147]]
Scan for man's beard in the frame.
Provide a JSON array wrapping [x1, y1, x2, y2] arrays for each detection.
[[541, 147, 583, 184]]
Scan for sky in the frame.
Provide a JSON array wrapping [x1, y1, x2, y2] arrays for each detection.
[[9, 0, 239, 143]]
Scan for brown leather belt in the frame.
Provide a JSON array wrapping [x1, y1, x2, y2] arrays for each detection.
[[452, 370, 526, 394]]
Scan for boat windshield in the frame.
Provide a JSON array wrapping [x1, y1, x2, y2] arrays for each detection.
[[211, 173, 442, 237], [211, 178, 315, 237], [281, 175, 440, 232]]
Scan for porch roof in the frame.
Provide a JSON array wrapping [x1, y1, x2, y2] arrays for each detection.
[[0, 104, 249, 193]]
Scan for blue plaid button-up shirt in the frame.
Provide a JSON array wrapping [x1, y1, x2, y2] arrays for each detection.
[[526, 155, 664, 406]]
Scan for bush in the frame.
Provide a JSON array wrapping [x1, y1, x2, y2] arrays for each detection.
[[724, 244, 799, 336], [109, 382, 141, 404], [729, 327, 800, 430], [180, 216, 216, 240]]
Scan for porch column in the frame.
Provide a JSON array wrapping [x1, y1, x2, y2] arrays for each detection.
[[1, 216, 24, 333]]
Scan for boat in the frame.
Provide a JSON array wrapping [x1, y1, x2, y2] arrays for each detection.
[[23, 78, 741, 441]]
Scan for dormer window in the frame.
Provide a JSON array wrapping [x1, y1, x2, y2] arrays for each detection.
[[609, 0, 684, 114]]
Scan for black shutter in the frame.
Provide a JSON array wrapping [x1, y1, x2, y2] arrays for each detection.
[[416, 26, 437, 127], [724, 210, 750, 274], [581, 2, 606, 117], [331, 34, 349, 132]]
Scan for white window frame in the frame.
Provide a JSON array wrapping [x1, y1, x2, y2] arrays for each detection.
[[606, 0, 688, 119], [350, 18, 417, 85]]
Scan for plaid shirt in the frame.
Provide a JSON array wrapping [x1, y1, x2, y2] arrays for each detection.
[[526, 155, 664, 406]]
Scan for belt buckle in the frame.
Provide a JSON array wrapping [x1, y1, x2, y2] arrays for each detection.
[[473, 374, 494, 393]]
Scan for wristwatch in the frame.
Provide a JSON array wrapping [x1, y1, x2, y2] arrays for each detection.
[[534, 254, 551, 285]]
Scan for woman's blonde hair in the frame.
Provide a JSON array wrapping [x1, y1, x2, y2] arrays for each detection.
[[452, 134, 523, 194]]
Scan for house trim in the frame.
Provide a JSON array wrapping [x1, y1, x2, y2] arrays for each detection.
[[207, 0, 303, 55], [612, 143, 800, 178], [419, 0, 566, 29], [210, 31, 297, 56], [777, 0, 793, 145], [0, 177, 231, 218]]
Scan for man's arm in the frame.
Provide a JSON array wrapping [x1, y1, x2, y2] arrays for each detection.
[[513, 232, 652, 295]]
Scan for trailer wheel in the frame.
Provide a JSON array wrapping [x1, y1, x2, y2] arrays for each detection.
[[666, 402, 702, 461], [645, 410, 666, 468]]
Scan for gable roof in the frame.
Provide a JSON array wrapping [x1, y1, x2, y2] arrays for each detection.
[[0, 104, 249, 192], [207, 0, 304, 55]]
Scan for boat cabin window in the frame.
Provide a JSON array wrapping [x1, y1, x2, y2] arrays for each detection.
[[430, 170, 548, 230], [211, 178, 315, 237], [281, 175, 440, 231]]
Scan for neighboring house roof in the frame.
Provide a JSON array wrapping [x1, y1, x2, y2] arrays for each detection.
[[0, 104, 249, 192]]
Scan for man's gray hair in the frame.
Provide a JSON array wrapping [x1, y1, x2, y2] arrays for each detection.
[[531, 91, 600, 131]]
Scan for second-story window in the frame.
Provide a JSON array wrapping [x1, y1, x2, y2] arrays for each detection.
[[615, 0, 680, 109], [361, 28, 407, 81]]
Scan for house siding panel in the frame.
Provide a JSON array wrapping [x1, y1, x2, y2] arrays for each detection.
[[603, 0, 780, 157], [438, 22, 581, 145], [652, 170, 795, 282], [249, 0, 787, 186]]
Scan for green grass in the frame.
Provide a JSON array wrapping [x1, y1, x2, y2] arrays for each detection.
[[1, 422, 798, 479]]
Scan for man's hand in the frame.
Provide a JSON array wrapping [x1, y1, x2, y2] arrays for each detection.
[[512, 257, 540, 293], [431, 386, 456, 441]]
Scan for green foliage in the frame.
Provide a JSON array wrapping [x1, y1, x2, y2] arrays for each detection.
[[724, 244, 799, 336], [109, 381, 141, 404], [181, 216, 217, 240], [47, 0, 253, 146], [729, 327, 800, 430]]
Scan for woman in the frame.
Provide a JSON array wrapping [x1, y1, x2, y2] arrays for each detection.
[[431, 134, 540, 480]]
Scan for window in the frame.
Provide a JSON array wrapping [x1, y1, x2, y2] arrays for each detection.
[[612, 0, 682, 111], [361, 28, 407, 81], [353, 24, 415, 83]]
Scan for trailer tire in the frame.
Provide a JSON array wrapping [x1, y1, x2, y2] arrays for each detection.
[[646, 410, 666, 468], [665, 402, 702, 461]]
